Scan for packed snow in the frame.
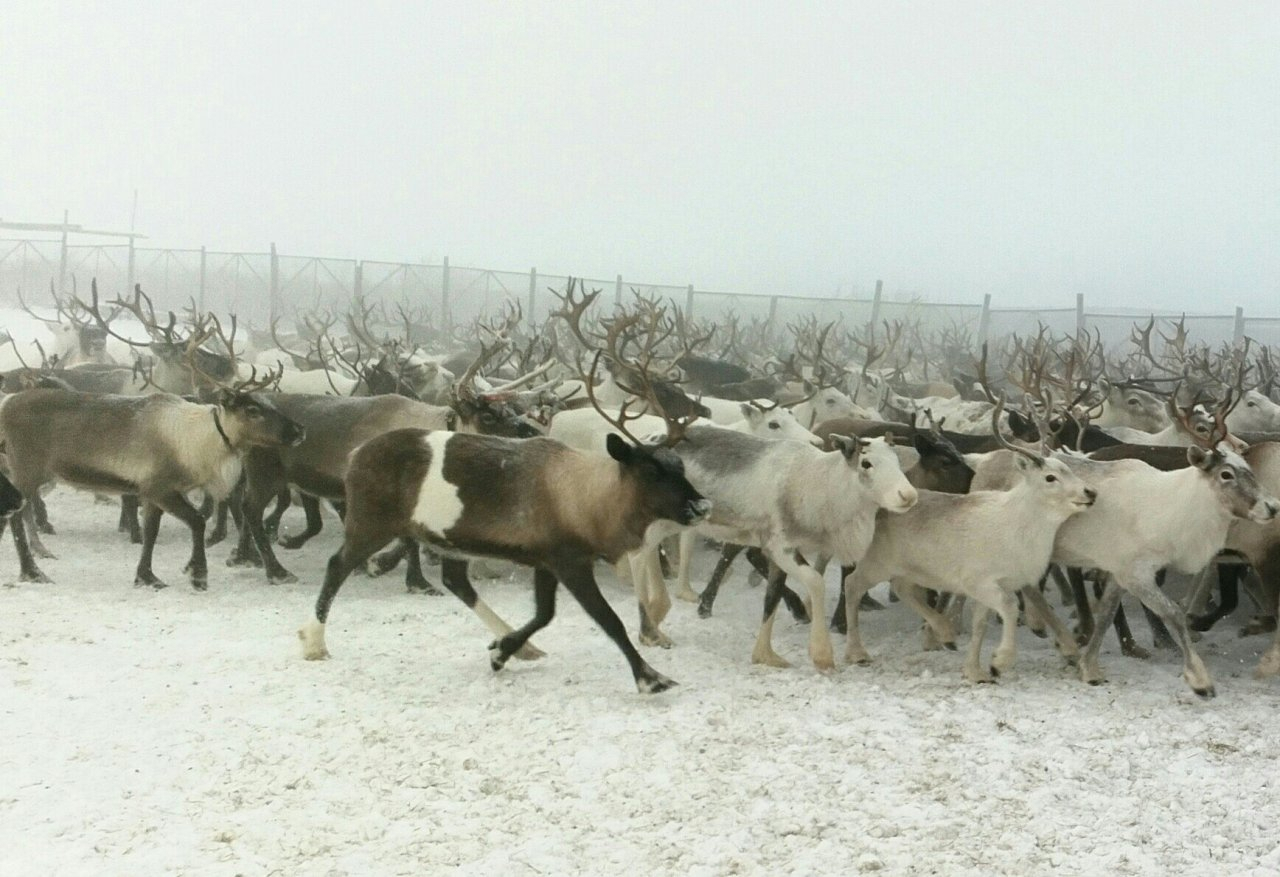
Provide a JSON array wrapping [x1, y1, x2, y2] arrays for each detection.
[[2, 485, 1278, 876]]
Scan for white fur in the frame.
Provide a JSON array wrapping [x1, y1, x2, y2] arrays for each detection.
[[299, 619, 329, 660], [409, 432, 465, 537]]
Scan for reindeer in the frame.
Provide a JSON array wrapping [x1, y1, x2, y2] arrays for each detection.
[[841, 398, 1096, 682], [0, 367, 303, 589], [298, 342, 710, 693], [16, 283, 120, 367]]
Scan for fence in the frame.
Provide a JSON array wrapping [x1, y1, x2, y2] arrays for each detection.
[[1, 235, 1272, 350]]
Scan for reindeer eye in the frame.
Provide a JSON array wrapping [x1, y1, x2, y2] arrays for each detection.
[[860, 460, 872, 470], [1045, 474, 1057, 483], [247, 408, 263, 419], [1248, 401, 1257, 408], [1127, 398, 1139, 406], [1220, 470, 1235, 481], [768, 422, 780, 430]]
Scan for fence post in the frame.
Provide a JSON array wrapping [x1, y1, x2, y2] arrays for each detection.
[[767, 295, 779, 327], [354, 261, 363, 300], [126, 235, 136, 294], [269, 242, 280, 322], [615, 274, 623, 309], [528, 268, 537, 327], [56, 208, 69, 298], [1234, 306, 1245, 344], [978, 293, 992, 345], [685, 284, 695, 319], [1075, 293, 1085, 335], [198, 246, 207, 311], [869, 279, 883, 333], [441, 256, 451, 332]]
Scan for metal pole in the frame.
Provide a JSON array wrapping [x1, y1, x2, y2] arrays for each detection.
[[615, 274, 623, 309], [57, 208, 69, 298], [198, 246, 207, 311], [767, 295, 779, 327], [978, 293, 992, 345], [1075, 293, 1085, 335], [441, 256, 451, 332], [869, 279, 883, 333], [1234, 306, 1245, 344], [528, 268, 537, 327], [685, 284, 695, 319], [269, 242, 280, 322], [354, 261, 363, 300]]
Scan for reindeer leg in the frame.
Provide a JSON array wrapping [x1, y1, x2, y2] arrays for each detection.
[[697, 542, 745, 618], [153, 491, 209, 591], [23, 505, 55, 559], [1021, 584, 1080, 666], [1125, 573, 1215, 698], [366, 540, 408, 576], [31, 492, 54, 536], [484, 564, 553, 667], [770, 548, 833, 671], [9, 503, 51, 583], [134, 502, 167, 589], [750, 565, 792, 667], [119, 494, 142, 544], [1144, 569, 1178, 652], [263, 488, 292, 540], [672, 529, 699, 603], [745, 546, 809, 624], [895, 582, 958, 651], [553, 558, 675, 693], [300, 524, 395, 661], [1079, 578, 1125, 686], [440, 558, 542, 660], [280, 493, 325, 549], [402, 540, 441, 594], [1191, 562, 1243, 632], [196, 491, 215, 520]]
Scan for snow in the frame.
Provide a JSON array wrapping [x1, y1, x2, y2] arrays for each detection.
[[2, 487, 1280, 876]]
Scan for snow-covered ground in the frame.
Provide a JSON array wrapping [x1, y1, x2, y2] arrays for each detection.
[[2, 487, 1279, 876]]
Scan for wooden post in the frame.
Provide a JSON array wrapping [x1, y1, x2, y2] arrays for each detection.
[[1234, 306, 1245, 344], [685, 284, 695, 319], [1075, 293, 1085, 335], [441, 256, 451, 331], [528, 268, 537, 327], [57, 208, 69, 298], [615, 274, 623, 308], [269, 242, 280, 322], [353, 261, 363, 300], [768, 295, 779, 326], [198, 246, 207, 311], [978, 293, 992, 345], [869, 279, 883, 334]]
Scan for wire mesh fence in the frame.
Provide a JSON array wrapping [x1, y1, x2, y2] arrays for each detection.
[[0, 236, 1271, 352]]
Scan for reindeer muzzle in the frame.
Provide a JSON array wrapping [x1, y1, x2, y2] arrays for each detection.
[[683, 499, 712, 525], [1251, 500, 1280, 524]]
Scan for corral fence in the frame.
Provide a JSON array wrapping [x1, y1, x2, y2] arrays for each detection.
[[2, 235, 1276, 350]]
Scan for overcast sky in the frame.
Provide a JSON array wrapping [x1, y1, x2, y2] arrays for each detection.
[[3, 2, 1278, 311]]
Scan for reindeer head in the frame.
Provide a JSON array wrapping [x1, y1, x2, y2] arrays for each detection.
[[215, 368, 305, 450]]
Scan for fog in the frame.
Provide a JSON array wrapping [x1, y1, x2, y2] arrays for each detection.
[[3, 2, 1278, 311]]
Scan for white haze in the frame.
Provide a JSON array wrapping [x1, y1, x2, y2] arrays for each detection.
[[2, 1, 1278, 311]]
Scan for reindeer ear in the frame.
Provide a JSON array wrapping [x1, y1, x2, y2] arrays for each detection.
[[739, 402, 757, 421], [1187, 445, 1211, 470], [605, 432, 633, 463], [217, 388, 237, 409]]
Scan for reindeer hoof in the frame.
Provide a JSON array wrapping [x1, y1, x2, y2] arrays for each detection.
[[225, 551, 263, 569], [674, 588, 699, 604], [696, 599, 714, 619], [488, 640, 511, 672], [20, 570, 52, 584], [639, 630, 674, 649], [1240, 616, 1277, 637], [989, 665, 1001, 678], [636, 672, 678, 694], [206, 530, 227, 547], [134, 575, 167, 590], [37, 522, 56, 536], [1193, 685, 1216, 699], [752, 650, 792, 669], [278, 534, 310, 551], [1120, 642, 1151, 660], [944, 641, 958, 651], [406, 581, 443, 596], [268, 571, 297, 585]]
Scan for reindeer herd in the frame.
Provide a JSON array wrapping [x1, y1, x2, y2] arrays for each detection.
[[4, 278, 1280, 697]]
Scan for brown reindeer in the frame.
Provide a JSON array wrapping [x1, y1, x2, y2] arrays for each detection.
[[0, 369, 303, 589], [299, 346, 710, 693]]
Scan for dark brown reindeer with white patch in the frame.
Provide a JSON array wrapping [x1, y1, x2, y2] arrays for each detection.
[[0, 365, 304, 589], [299, 348, 711, 694]]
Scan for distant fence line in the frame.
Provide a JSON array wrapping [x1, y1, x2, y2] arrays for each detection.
[[2, 236, 1277, 351]]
